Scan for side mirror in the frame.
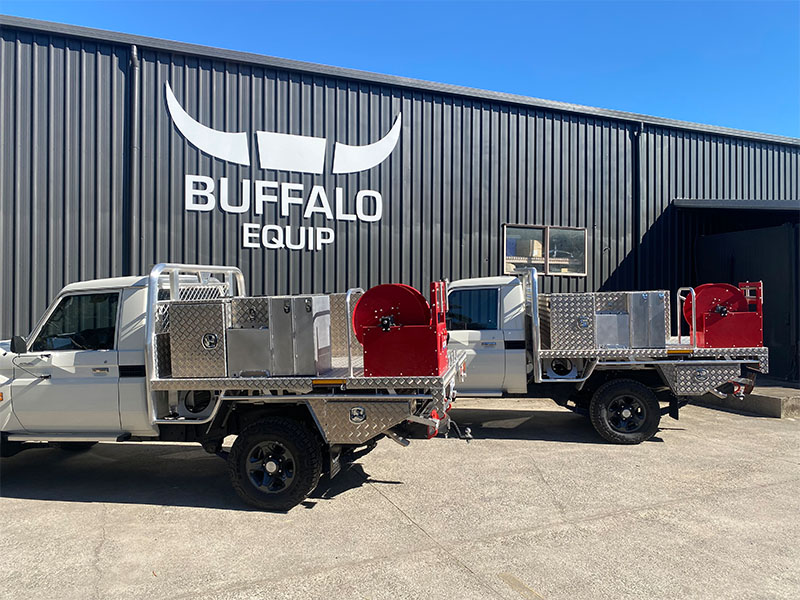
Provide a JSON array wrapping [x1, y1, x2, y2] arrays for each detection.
[[10, 336, 27, 354]]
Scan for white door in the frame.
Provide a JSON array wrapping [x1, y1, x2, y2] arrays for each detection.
[[11, 291, 122, 432], [447, 287, 506, 394]]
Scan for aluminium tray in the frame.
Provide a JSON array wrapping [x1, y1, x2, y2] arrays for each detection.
[[149, 350, 466, 393], [538, 345, 768, 371]]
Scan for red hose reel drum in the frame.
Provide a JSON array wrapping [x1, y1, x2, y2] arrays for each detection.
[[352, 284, 431, 345], [353, 282, 449, 377], [683, 282, 763, 348]]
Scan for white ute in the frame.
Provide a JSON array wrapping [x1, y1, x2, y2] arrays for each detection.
[[0, 264, 465, 510], [0, 263, 770, 509], [447, 269, 769, 443]]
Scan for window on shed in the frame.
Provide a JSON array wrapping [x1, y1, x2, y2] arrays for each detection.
[[503, 224, 587, 276]]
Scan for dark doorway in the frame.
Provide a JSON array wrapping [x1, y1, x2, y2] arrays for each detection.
[[696, 222, 799, 381]]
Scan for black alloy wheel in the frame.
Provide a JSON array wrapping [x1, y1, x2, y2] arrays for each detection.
[[245, 440, 296, 494], [228, 417, 322, 511], [606, 395, 647, 433], [589, 379, 661, 444]]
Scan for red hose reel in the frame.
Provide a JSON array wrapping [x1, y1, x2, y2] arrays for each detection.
[[353, 282, 449, 377], [683, 281, 763, 348]]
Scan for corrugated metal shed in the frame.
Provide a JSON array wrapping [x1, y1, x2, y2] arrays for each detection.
[[1, 15, 799, 348]]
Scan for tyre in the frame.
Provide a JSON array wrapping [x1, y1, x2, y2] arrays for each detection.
[[228, 417, 322, 511], [52, 441, 98, 452], [589, 379, 661, 444]]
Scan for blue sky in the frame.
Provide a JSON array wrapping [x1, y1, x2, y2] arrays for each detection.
[[3, 0, 798, 138]]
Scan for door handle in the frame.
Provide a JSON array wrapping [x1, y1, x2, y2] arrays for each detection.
[[92, 367, 110, 374], [480, 341, 497, 346]]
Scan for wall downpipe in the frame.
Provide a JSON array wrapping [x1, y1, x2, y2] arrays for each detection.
[[124, 44, 141, 276], [631, 121, 644, 289]]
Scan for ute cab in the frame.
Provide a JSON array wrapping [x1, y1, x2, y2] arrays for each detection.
[[445, 276, 528, 395], [0, 276, 153, 439]]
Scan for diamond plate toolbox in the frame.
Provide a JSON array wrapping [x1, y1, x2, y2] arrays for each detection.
[[311, 399, 412, 444], [658, 363, 739, 395], [230, 297, 270, 329], [548, 293, 595, 350], [169, 301, 229, 378]]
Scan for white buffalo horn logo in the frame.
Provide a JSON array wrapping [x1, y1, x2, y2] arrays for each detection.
[[165, 82, 401, 174], [164, 82, 251, 166]]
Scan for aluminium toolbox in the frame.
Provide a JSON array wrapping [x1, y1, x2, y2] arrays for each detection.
[[545, 291, 668, 351], [168, 300, 229, 378], [226, 295, 332, 377]]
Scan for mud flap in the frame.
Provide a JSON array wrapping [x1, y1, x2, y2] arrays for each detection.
[[663, 396, 689, 420], [329, 445, 341, 479], [669, 396, 680, 420]]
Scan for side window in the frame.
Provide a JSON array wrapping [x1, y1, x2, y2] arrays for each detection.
[[447, 289, 498, 331], [30, 293, 119, 351]]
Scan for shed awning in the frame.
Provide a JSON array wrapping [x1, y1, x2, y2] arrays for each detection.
[[674, 198, 800, 211]]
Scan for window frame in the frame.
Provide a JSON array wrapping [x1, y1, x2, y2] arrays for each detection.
[[446, 286, 500, 332], [502, 223, 588, 277], [26, 290, 122, 353]]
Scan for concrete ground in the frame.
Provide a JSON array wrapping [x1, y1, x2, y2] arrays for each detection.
[[1, 399, 798, 600]]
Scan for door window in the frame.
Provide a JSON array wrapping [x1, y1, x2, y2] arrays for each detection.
[[30, 293, 120, 351], [447, 289, 498, 331]]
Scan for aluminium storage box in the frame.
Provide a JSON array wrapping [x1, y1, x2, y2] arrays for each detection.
[[168, 300, 229, 378], [227, 328, 272, 376], [594, 292, 667, 349], [227, 297, 272, 376], [268, 295, 332, 376], [225, 295, 332, 377], [629, 292, 667, 348], [549, 294, 596, 350]]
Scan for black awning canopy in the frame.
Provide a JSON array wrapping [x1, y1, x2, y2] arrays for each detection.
[[674, 198, 800, 211]]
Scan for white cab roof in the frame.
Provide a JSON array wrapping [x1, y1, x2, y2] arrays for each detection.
[[449, 275, 518, 289], [61, 275, 148, 293], [59, 272, 223, 294]]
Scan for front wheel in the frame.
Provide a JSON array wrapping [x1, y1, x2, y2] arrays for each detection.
[[228, 417, 322, 511], [589, 379, 661, 444]]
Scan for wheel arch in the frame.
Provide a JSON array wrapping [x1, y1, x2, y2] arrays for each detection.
[[228, 401, 326, 442], [570, 367, 669, 406]]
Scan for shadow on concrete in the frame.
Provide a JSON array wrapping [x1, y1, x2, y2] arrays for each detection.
[[448, 407, 676, 444], [0, 443, 387, 512], [0, 444, 255, 510], [0, 407, 671, 510], [301, 463, 403, 509], [449, 407, 602, 444]]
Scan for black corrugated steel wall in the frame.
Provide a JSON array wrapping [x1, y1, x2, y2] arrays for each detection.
[[1, 24, 798, 341], [639, 129, 800, 292], [131, 49, 638, 298], [0, 28, 128, 338]]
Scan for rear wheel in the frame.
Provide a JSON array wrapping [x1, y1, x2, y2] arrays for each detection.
[[589, 379, 661, 444], [228, 417, 322, 511]]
